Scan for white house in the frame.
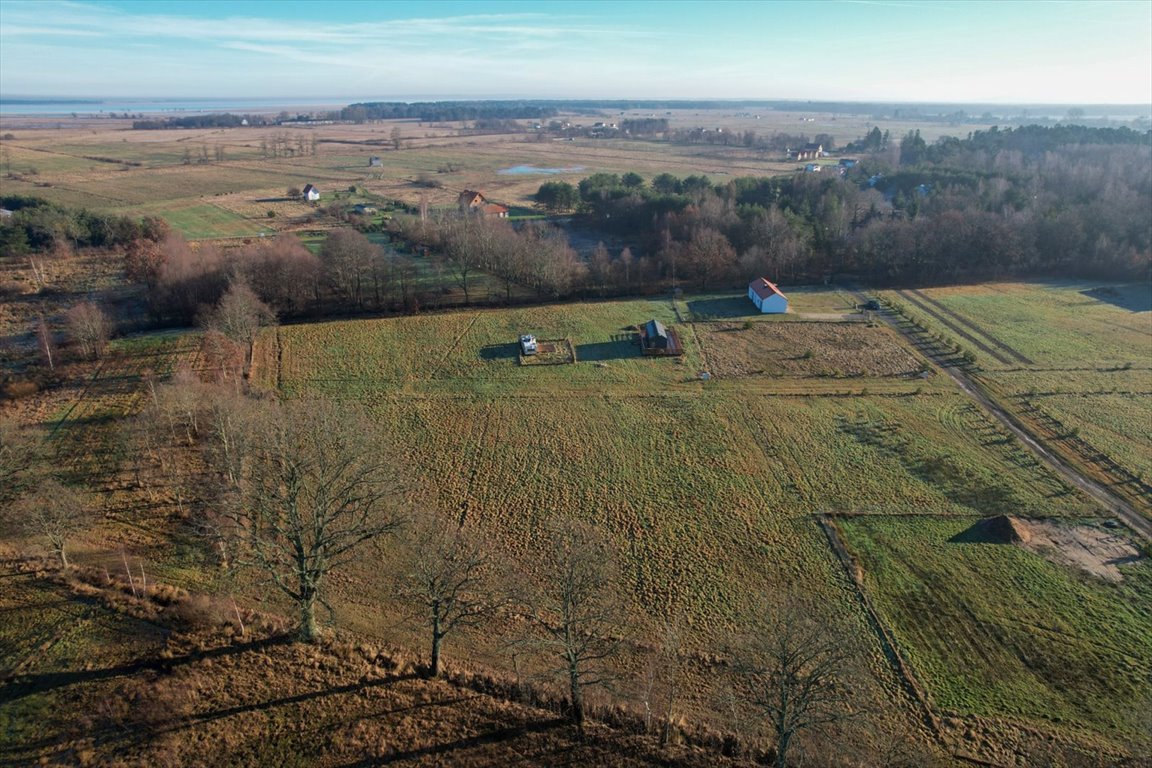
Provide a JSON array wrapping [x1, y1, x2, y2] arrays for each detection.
[[748, 278, 788, 313], [302, 184, 320, 202]]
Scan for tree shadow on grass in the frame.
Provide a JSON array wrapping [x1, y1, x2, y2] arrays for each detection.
[[0, 633, 296, 706], [338, 717, 569, 767], [1081, 286, 1152, 313]]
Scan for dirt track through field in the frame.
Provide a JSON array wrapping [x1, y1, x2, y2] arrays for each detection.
[[899, 290, 1034, 366], [858, 290, 1152, 541]]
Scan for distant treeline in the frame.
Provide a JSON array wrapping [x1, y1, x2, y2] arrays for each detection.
[[341, 101, 559, 123], [132, 113, 270, 130]]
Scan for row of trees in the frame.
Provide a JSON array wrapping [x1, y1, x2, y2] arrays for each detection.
[[109, 375, 862, 763]]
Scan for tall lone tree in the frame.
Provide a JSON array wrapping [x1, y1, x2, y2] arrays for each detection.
[[6, 478, 93, 568], [221, 399, 404, 642], [399, 511, 498, 678], [200, 278, 275, 376], [523, 519, 628, 736], [735, 603, 858, 768]]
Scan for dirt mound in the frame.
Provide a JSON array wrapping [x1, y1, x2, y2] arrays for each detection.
[[951, 515, 1031, 544]]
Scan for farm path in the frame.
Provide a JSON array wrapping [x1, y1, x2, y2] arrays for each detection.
[[894, 290, 1016, 366], [854, 290, 1152, 541]]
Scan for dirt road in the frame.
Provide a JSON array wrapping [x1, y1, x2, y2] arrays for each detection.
[[858, 292, 1152, 542]]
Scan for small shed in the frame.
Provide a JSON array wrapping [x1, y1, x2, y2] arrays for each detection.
[[748, 278, 788, 314], [645, 319, 670, 349], [302, 184, 320, 202], [639, 318, 684, 356], [368, 156, 382, 167]]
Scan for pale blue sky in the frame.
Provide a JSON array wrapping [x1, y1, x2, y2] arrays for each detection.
[[1, 0, 1149, 103]]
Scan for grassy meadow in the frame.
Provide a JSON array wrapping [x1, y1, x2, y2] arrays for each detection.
[[839, 515, 1152, 742], [241, 289, 1146, 754]]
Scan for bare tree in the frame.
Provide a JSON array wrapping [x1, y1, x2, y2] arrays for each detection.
[[35, 315, 55, 370], [220, 399, 404, 642], [734, 603, 858, 768], [64, 300, 112, 360], [438, 215, 489, 304], [320, 228, 380, 308], [522, 518, 629, 735], [398, 511, 500, 677], [640, 615, 688, 745], [199, 278, 275, 377], [6, 478, 93, 568]]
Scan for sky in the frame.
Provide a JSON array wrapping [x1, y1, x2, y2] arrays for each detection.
[[1, 0, 1150, 104]]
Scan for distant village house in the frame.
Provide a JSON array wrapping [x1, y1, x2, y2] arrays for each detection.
[[368, 156, 382, 167], [458, 189, 509, 218], [302, 184, 320, 202], [748, 278, 789, 314]]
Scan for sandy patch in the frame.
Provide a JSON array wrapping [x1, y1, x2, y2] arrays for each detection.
[[1017, 518, 1143, 582]]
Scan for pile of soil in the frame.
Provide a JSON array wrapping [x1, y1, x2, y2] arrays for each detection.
[[952, 515, 1032, 544]]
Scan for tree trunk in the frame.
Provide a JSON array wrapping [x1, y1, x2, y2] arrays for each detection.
[[430, 623, 443, 678], [569, 666, 585, 736], [775, 730, 791, 768], [299, 594, 319, 642], [57, 546, 69, 569]]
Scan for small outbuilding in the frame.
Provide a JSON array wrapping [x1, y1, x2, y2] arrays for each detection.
[[639, 318, 684, 356], [302, 184, 320, 202], [645, 319, 670, 349], [748, 278, 788, 314], [368, 156, 382, 167]]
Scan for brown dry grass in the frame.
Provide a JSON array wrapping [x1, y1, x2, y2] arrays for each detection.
[[0, 565, 760, 768], [696, 321, 923, 379]]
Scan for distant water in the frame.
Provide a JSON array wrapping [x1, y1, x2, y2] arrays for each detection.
[[498, 165, 586, 175], [0, 97, 350, 116]]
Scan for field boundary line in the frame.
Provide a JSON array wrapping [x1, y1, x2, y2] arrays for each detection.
[[817, 516, 944, 737], [431, 314, 482, 379]]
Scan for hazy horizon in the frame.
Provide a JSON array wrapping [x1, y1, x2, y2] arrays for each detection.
[[1, 0, 1150, 106]]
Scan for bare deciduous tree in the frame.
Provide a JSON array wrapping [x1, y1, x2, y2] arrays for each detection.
[[734, 603, 858, 768], [398, 511, 499, 677], [6, 478, 93, 567], [64, 300, 112, 360], [35, 315, 55, 370], [199, 278, 275, 377], [640, 615, 688, 745], [220, 399, 404, 642], [522, 518, 629, 735]]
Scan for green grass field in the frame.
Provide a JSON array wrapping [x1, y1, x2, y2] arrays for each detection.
[[254, 294, 1099, 642], [881, 281, 1152, 513], [839, 515, 1152, 745]]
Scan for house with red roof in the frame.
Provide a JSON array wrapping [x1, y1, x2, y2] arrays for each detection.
[[748, 278, 788, 313], [458, 190, 508, 218]]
